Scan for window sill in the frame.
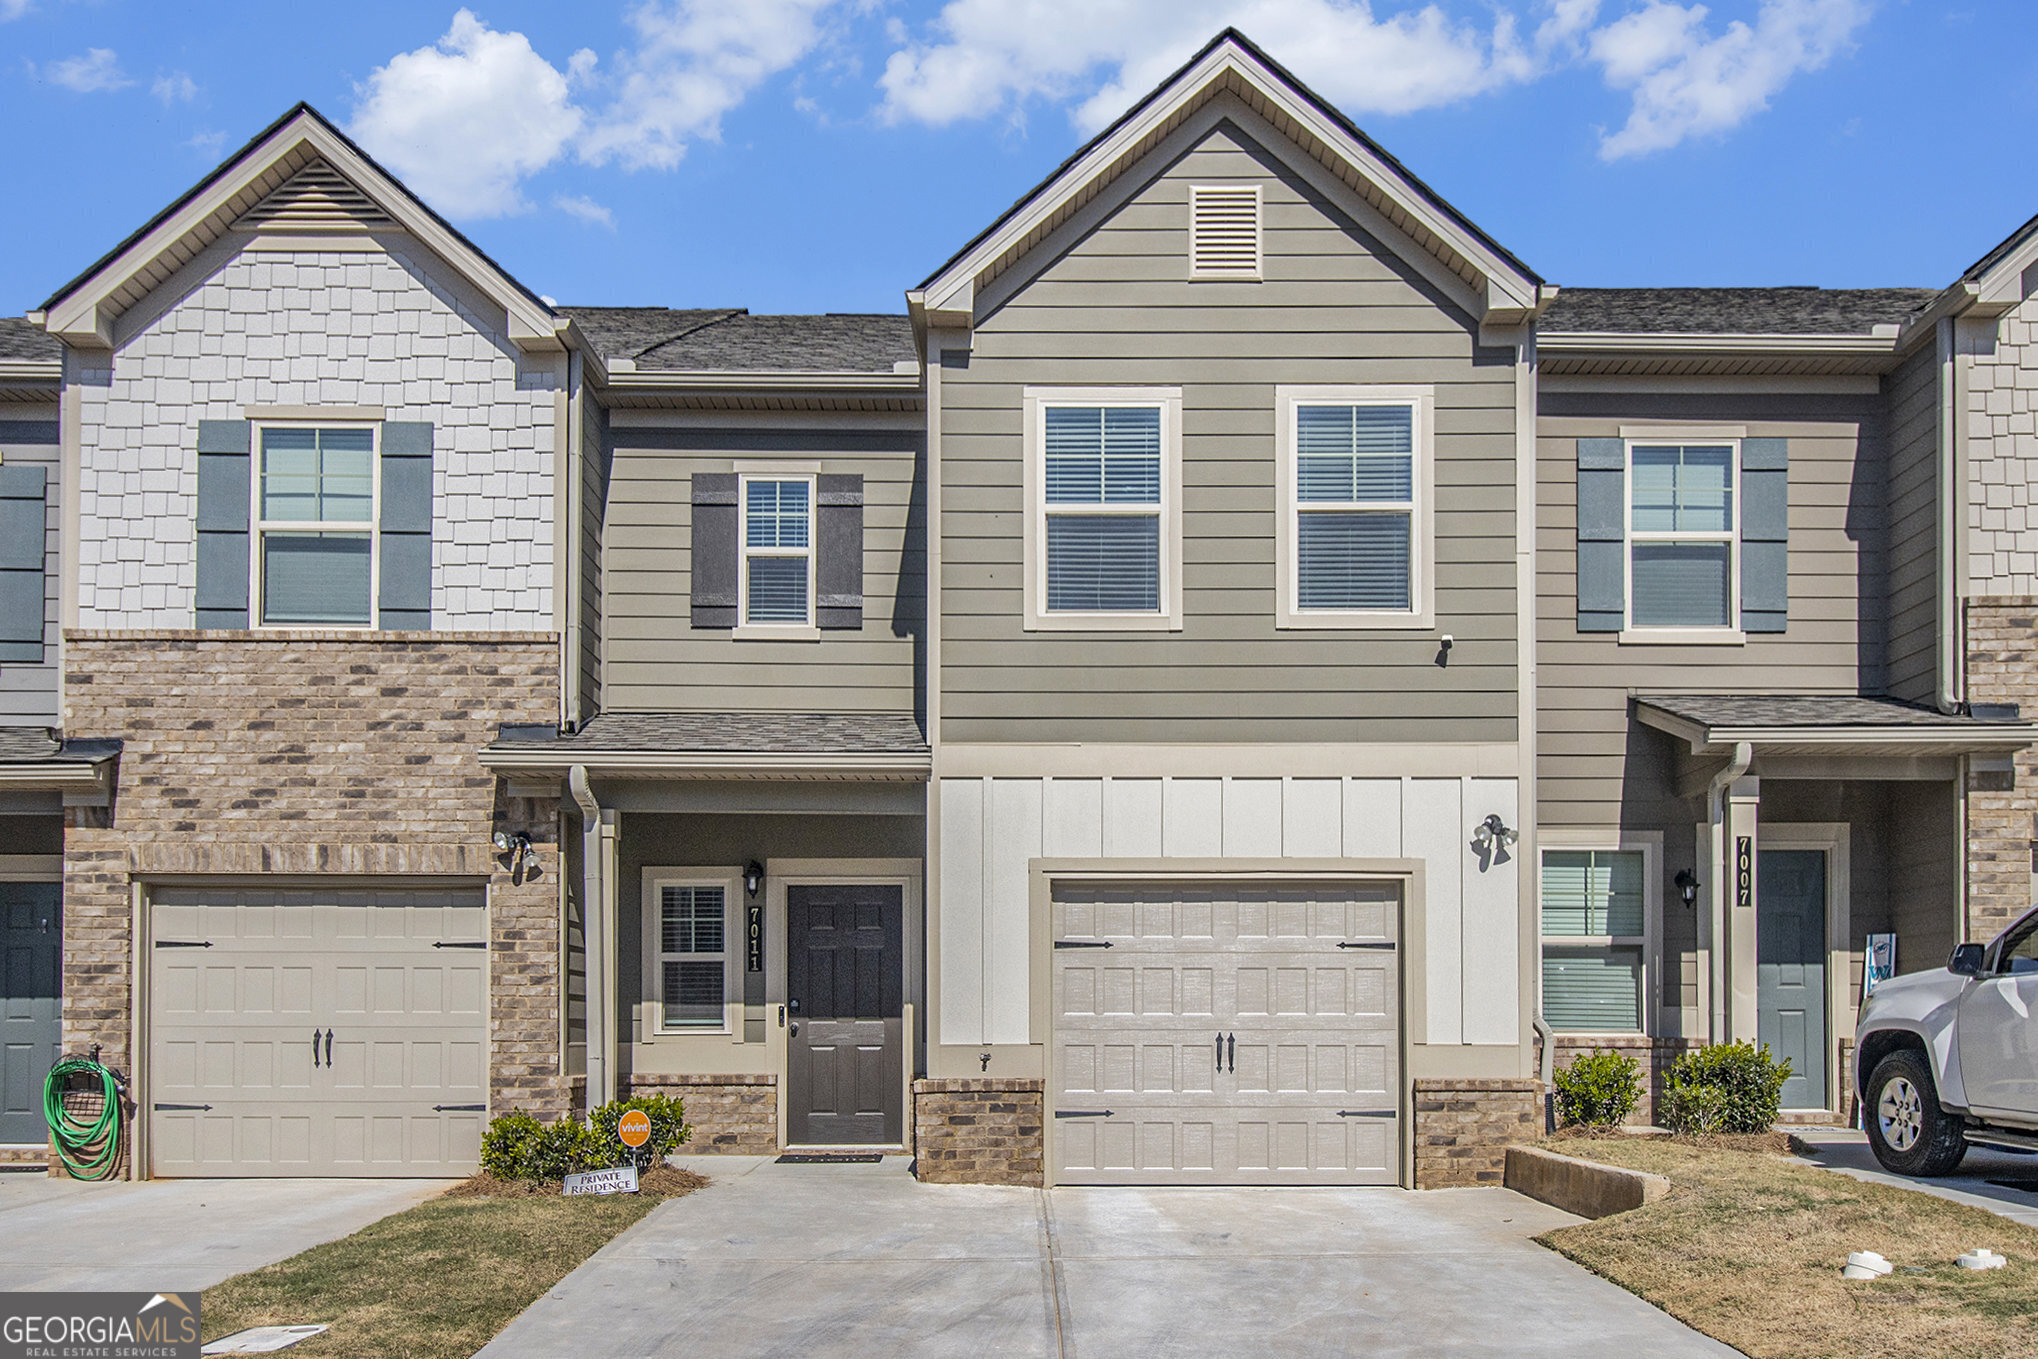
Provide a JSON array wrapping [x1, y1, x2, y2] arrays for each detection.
[[733, 624, 821, 642], [1617, 628, 1746, 647], [1277, 610, 1435, 631], [1023, 612, 1183, 633]]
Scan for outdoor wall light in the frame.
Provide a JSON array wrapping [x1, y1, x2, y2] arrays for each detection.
[[744, 860, 765, 897], [1471, 814, 1517, 849], [1674, 868, 1701, 908], [492, 830, 540, 873]]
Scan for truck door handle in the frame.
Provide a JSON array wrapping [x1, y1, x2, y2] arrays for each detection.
[[313, 1029, 322, 1068]]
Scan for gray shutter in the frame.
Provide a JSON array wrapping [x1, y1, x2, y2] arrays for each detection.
[[691, 473, 738, 629], [816, 474, 864, 630], [378, 422, 433, 630], [0, 466, 47, 661], [195, 420, 251, 629], [1740, 437, 1788, 633], [1576, 437, 1625, 632]]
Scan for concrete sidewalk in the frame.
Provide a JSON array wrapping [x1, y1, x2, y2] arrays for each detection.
[[477, 1155, 1737, 1359], [0, 1172, 453, 1292], [1793, 1127, 2038, 1227]]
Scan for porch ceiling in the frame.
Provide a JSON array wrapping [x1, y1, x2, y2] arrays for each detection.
[[1635, 693, 2037, 758]]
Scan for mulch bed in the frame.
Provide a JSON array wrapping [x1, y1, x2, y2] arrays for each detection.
[[442, 1165, 709, 1199]]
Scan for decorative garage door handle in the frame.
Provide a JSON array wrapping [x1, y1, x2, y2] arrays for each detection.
[[1337, 1109, 1396, 1118], [325, 1029, 333, 1068], [1055, 1109, 1115, 1118], [312, 1029, 322, 1068], [432, 940, 489, 949], [154, 939, 212, 948], [1053, 940, 1112, 949], [152, 1103, 212, 1112], [1336, 941, 1394, 950], [433, 1104, 486, 1113]]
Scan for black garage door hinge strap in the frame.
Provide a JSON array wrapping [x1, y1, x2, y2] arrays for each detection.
[[1055, 1109, 1114, 1118], [433, 1103, 487, 1112], [152, 1103, 212, 1112], [432, 941, 489, 949], [154, 940, 212, 948], [1336, 1109, 1396, 1118], [1336, 941, 1394, 950], [1053, 940, 1112, 949]]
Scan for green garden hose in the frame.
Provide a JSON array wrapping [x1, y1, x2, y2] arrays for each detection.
[[44, 1055, 125, 1180]]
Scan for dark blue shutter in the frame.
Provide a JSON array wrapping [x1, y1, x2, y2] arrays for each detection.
[[1740, 438, 1787, 633], [1576, 438, 1625, 632], [195, 420, 251, 628], [691, 473, 738, 629], [0, 466, 47, 661], [378, 422, 433, 630], [816, 474, 864, 630]]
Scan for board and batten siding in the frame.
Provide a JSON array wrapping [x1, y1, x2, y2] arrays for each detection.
[[600, 420, 923, 713], [1885, 342, 1940, 706], [938, 121, 1519, 745], [936, 773, 1520, 1050], [0, 405, 59, 723], [1536, 394, 1889, 831]]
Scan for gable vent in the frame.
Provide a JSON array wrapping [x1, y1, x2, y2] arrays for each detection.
[[235, 160, 394, 232], [1189, 184, 1261, 280]]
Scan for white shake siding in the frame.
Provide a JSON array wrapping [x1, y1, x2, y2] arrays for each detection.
[[77, 243, 556, 630], [937, 774, 1520, 1048], [1968, 292, 2038, 592]]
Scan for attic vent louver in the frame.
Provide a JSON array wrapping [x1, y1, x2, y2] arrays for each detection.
[[235, 160, 393, 232], [1189, 184, 1261, 280]]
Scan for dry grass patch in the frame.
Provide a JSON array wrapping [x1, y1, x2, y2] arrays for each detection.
[[1537, 1137, 2038, 1359], [200, 1170, 706, 1359]]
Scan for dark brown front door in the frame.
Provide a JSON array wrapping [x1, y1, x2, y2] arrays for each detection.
[[787, 884, 904, 1145]]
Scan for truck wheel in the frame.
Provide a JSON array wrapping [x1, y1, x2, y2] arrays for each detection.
[[1864, 1049, 1966, 1176]]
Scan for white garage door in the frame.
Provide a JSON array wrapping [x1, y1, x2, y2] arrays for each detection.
[[1053, 880, 1400, 1186], [149, 885, 488, 1178]]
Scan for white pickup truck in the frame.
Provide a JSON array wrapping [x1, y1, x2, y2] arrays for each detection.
[[1855, 907, 2038, 1175]]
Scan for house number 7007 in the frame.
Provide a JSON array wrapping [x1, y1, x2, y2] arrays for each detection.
[[1735, 837, 1753, 909]]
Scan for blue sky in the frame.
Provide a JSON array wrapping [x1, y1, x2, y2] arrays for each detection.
[[1, 1, 2033, 317]]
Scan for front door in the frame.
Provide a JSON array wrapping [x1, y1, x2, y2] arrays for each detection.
[[786, 884, 903, 1146], [1757, 848, 1827, 1109], [0, 883, 61, 1145]]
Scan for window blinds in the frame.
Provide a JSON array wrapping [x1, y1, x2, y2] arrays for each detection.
[[1044, 406, 1162, 613], [1294, 403, 1414, 611]]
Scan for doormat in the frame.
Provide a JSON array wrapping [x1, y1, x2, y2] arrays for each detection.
[[775, 1153, 884, 1164]]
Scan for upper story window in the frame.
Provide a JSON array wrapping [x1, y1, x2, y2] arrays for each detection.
[[1276, 385, 1434, 629], [255, 425, 376, 627], [1541, 847, 1649, 1034], [1629, 442, 1737, 630], [742, 475, 814, 628], [1024, 389, 1183, 631]]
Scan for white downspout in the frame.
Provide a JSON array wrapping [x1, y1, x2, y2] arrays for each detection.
[[569, 764, 607, 1113], [1707, 741, 1753, 1044]]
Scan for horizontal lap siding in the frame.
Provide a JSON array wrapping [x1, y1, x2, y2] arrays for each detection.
[[601, 423, 923, 712], [1885, 343, 1940, 705], [1536, 395, 1888, 831], [939, 125, 1518, 745]]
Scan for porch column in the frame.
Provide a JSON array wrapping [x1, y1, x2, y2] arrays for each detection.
[[1724, 773, 1761, 1044]]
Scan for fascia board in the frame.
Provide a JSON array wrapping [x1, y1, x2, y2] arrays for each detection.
[[476, 747, 932, 779], [1637, 701, 2035, 754], [1973, 231, 2038, 309], [1893, 285, 1977, 354], [1539, 332, 1898, 356], [0, 763, 111, 788], [920, 46, 1533, 321], [598, 371, 924, 394], [0, 360, 61, 382]]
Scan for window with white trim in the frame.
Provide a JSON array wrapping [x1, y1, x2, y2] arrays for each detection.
[[741, 474, 814, 627], [652, 878, 735, 1032], [1276, 386, 1432, 627], [1540, 849, 1647, 1033], [1024, 390, 1181, 630], [254, 425, 376, 627], [1628, 442, 1738, 629]]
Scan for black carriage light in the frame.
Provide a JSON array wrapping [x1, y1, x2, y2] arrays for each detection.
[[1471, 813, 1517, 850], [1674, 868, 1701, 908], [745, 860, 765, 897], [492, 830, 540, 873]]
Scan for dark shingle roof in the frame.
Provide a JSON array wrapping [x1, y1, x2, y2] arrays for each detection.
[[559, 307, 916, 374], [0, 318, 59, 363], [0, 728, 121, 764], [494, 712, 928, 756], [1964, 211, 2038, 283], [1638, 694, 2020, 729], [1541, 287, 1938, 336]]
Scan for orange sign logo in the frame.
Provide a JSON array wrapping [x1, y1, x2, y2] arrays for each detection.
[[618, 1109, 652, 1149]]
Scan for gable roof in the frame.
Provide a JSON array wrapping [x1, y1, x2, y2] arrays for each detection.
[[35, 103, 564, 353], [913, 28, 1544, 330], [1541, 287, 1938, 337]]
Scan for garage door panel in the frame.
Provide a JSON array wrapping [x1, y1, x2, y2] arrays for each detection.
[[150, 887, 487, 1178]]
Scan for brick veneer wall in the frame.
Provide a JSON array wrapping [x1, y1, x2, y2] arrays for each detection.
[[1413, 1078, 1540, 1187], [61, 630, 566, 1175], [1964, 600, 2038, 941], [1546, 1036, 1706, 1126], [625, 1074, 778, 1154], [912, 1078, 1042, 1186]]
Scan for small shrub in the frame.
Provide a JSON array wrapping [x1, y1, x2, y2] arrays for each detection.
[[587, 1095, 692, 1166], [1660, 1042, 1791, 1135], [1553, 1049, 1642, 1128], [478, 1111, 545, 1180], [477, 1111, 600, 1181]]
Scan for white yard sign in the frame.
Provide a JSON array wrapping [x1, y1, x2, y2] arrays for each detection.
[[563, 1165, 640, 1196]]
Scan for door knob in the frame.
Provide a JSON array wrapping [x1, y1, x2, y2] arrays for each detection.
[[789, 1022, 799, 1037]]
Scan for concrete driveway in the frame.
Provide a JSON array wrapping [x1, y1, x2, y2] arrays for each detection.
[[1794, 1126, 2038, 1227], [0, 1171, 453, 1292], [478, 1156, 1736, 1359]]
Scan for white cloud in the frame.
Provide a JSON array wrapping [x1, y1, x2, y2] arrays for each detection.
[[152, 71, 199, 105], [40, 48, 131, 93], [554, 193, 616, 228], [187, 129, 228, 158], [577, 0, 841, 170], [1591, 0, 1870, 159], [1, 0, 31, 21], [349, 10, 594, 218]]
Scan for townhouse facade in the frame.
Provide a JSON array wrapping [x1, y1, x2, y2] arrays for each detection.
[[3, 29, 2036, 1187]]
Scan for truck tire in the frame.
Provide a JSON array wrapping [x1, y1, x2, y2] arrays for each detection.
[[1864, 1049, 1966, 1176]]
